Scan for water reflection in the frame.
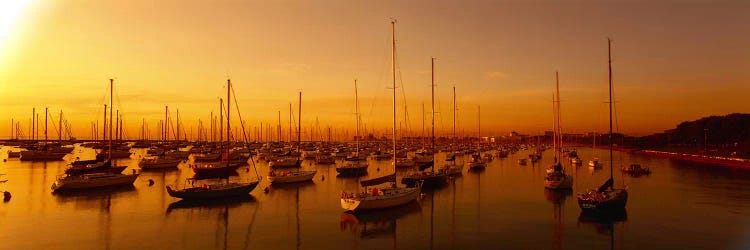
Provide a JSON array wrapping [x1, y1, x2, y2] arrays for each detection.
[[166, 195, 256, 214], [339, 202, 421, 238]]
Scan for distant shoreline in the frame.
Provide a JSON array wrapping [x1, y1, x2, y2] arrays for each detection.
[[570, 144, 750, 168]]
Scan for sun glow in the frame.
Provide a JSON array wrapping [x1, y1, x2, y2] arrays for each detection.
[[0, 0, 36, 71]]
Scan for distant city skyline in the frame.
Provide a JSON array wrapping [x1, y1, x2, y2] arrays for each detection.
[[1, 1, 748, 138]]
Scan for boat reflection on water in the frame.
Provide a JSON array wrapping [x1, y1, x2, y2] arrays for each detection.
[[166, 195, 256, 214], [577, 208, 627, 250], [339, 201, 421, 238], [52, 185, 136, 200], [577, 208, 628, 234], [546, 189, 572, 250], [544, 188, 572, 204]]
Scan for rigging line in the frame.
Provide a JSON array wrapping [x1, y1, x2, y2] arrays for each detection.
[[230, 83, 250, 144], [396, 46, 412, 136]]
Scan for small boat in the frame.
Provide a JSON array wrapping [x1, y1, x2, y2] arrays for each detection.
[[518, 158, 528, 165], [336, 161, 368, 176], [139, 156, 181, 170], [166, 180, 259, 200], [19, 149, 67, 161], [570, 157, 582, 165], [544, 164, 573, 190], [7, 151, 21, 158], [65, 159, 126, 175], [440, 153, 464, 175], [315, 155, 336, 165], [401, 171, 447, 188], [394, 158, 415, 168], [52, 171, 140, 192], [468, 154, 486, 170], [621, 164, 651, 176], [588, 158, 602, 169], [269, 156, 301, 168], [192, 162, 241, 176], [267, 169, 317, 183]]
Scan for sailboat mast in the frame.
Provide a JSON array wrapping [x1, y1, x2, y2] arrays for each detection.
[[44, 107, 47, 145], [555, 71, 561, 161], [453, 86, 456, 144], [354, 79, 360, 155], [177, 109, 180, 142], [431, 57, 435, 172], [391, 20, 397, 179], [608, 38, 614, 180], [58, 110, 62, 143], [109, 79, 113, 159], [298, 91, 301, 151], [227, 79, 231, 166], [478, 105, 480, 143]]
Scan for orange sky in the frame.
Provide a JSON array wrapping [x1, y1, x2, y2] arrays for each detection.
[[1, 1, 748, 140]]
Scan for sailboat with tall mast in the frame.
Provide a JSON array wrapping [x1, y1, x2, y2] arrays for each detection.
[[468, 105, 486, 170], [336, 79, 368, 176], [544, 72, 573, 190], [52, 79, 139, 192], [166, 79, 260, 199], [441, 86, 465, 174], [268, 91, 317, 183], [401, 58, 448, 188], [340, 20, 421, 211], [577, 39, 628, 211]]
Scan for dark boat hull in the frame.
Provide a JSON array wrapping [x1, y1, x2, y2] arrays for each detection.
[[336, 166, 368, 176], [166, 181, 259, 200], [577, 189, 628, 211]]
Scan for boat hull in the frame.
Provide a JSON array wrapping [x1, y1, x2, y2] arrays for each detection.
[[336, 165, 368, 176], [340, 186, 421, 211], [577, 189, 628, 211], [52, 174, 139, 191], [268, 170, 317, 183], [166, 181, 260, 199], [139, 159, 181, 170], [544, 174, 573, 189], [20, 151, 67, 161]]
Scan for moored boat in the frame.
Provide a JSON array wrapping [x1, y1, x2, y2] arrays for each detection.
[[52, 171, 140, 192]]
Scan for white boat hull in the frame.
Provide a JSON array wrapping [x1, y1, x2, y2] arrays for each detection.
[[341, 186, 421, 211], [52, 173, 139, 191]]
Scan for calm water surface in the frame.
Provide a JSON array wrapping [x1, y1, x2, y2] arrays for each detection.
[[1, 145, 750, 249]]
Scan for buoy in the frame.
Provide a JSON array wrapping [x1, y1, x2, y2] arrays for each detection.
[[148, 179, 154, 186], [376, 167, 380, 172], [3, 191, 11, 202], [321, 175, 325, 181]]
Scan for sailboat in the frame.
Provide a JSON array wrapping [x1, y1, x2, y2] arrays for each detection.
[[588, 132, 602, 169], [268, 92, 317, 183], [544, 72, 573, 190], [468, 105, 486, 170], [52, 79, 139, 192], [166, 79, 260, 199], [401, 57, 448, 188], [577, 39, 628, 211], [336, 79, 368, 176], [192, 97, 244, 176], [441, 86, 465, 174], [340, 20, 422, 211]]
